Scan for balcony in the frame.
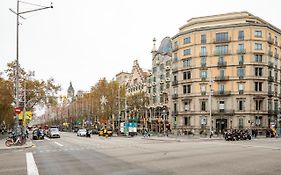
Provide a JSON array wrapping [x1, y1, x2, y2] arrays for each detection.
[[201, 63, 206, 68], [165, 77, 170, 82], [238, 36, 244, 41], [238, 75, 244, 79], [268, 91, 274, 97], [172, 111, 178, 116], [268, 50, 273, 57], [239, 60, 244, 65], [217, 61, 227, 67], [213, 37, 231, 43], [172, 80, 178, 86], [268, 37, 274, 44], [268, 76, 274, 82], [213, 90, 231, 96], [201, 92, 206, 96], [274, 53, 279, 59], [268, 109, 279, 115], [268, 61, 274, 68], [239, 90, 244, 94], [172, 94, 178, 99], [201, 77, 207, 81], [200, 52, 207, 57], [172, 45, 179, 52], [237, 49, 246, 54], [214, 50, 230, 56], [214, 76, 229, 81], [213, 109, 235, 114]]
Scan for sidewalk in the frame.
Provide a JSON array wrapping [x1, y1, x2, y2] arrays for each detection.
[[141, 134, 224, 142], [0, 134, 34, 150]]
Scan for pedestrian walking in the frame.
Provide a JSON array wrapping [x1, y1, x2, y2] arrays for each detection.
[[210, 130, 214, 138]]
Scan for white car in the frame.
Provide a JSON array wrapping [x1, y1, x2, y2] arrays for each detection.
[[77, 129, 87, 137], [47, 128, 60, 138]]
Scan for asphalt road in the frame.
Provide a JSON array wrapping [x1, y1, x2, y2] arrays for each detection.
[[1, 132, 281, 175]]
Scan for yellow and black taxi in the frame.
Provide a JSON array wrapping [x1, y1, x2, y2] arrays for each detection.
[[98, 127, 113, 137]]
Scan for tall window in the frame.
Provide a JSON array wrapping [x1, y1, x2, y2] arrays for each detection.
[[201, 46, 206, 56], [238, 118, 244, 129], [238, 31, 244, 40], [173, 103, 177, 112], [255, 54, 263, 62], [201, 101, 207, 111], [201, 84, 206, 95], [173, 53, 178, 62], [201, 34, 206, 44], [255, 100, 262, 110], [183, 71, 191, 80], [255, 67, 263, 76], [239, 55, 244, 64], [219, 84, 225, 93], [255, 82, 263, 91], [219, 100, 225, 111], [216, 32, 228, 42], [184, 117, 190, 126], [183, 49, 191, 56], [237, 100, 245, 111], [183, 85, 191, 94], [184, 101, 190, 111], [201, 57, 206, 66], [255, 30, 262, 38], [200, 70, 207, 79], [183, 59, 191, 67], [238, 83, 244, 93], [237, 68, 245, 78], [183, 37, 191, 44], [238, 43, 244, 52], [215, 45, 228, 55], [255, 43, 262, 50], [220, 69, 225, 77]]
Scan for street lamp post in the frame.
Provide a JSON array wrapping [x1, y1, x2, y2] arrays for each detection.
[[208, 77, 213, 135], [10, 0, 53, 129]]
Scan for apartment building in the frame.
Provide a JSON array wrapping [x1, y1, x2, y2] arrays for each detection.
[[170, 11, 281, 134]]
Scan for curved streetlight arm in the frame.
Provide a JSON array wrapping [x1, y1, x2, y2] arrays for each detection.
[[19, 5, 53, 15]]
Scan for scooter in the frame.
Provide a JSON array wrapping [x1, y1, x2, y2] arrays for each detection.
[[5, 132, 24, 147]]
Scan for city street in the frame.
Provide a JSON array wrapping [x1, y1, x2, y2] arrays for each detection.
[[0, 132, 281, 175]]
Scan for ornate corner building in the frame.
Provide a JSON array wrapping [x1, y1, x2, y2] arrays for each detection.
[[147, 37, 172, 132], [170, 11, 281, 134]]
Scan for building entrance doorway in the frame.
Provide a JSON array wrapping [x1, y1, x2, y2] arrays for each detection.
[[216, 119, 227, 134]]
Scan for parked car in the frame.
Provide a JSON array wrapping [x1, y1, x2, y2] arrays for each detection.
[[98, 127, 113, 137], [47, 128, 60, 138], [32, 129, 44, 140], [77, 129, 87, 137]]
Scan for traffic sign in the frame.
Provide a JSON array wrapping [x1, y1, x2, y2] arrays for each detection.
[[14, 107, 21, 114]]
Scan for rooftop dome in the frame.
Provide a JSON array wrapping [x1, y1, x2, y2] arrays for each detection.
[[157, 37, 172, 54]]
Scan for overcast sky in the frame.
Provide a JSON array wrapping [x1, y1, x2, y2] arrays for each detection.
[[1, 0, 281, 95]]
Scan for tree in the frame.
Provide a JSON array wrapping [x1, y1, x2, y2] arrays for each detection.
[[5, 61, 61, 111], [0, 77, 14, 127], [0, 61, 61, 127]]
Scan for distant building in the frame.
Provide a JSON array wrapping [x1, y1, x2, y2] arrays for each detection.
[[126, 60, 149, 95], [116, 71, 131, 86], [67, 82, 75, 102]]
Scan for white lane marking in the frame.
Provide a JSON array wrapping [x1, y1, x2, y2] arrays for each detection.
[[54, 142, 63, 147], [45, 137, 50, 141], [26, 152, 39, 175]]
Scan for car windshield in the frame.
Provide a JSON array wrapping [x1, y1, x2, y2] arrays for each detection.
[[79, 129, 86, 132], [50, 128, 59, 132]]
